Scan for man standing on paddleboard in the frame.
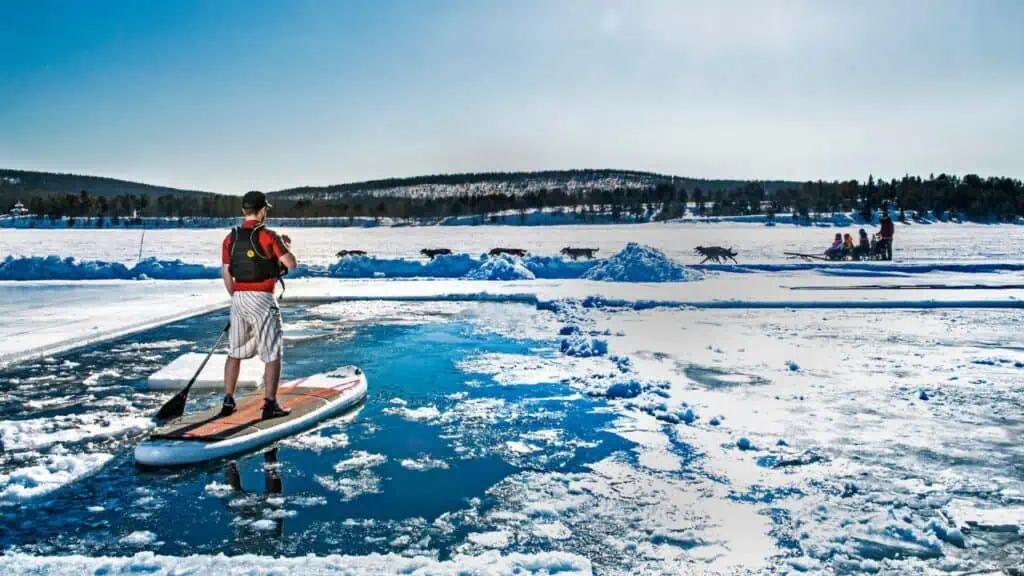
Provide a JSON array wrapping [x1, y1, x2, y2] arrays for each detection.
[[220, 190, 297, 419]]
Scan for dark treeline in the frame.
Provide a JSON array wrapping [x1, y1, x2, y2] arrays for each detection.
[[3, 173, 1023, 225], [0, 190, 241, 225]]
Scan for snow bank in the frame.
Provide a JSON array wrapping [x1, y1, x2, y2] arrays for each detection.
[[1, 244, 698, 283], [328, 252, 597, 281], [0, 256, 129, 280], [466, 255, 536, 281], [131, 258, 221, 280], [16, 245, 1016, 283], [583, 243, 703, 283], [327, 254, 477, 279], [0, 256, 221, 281], [523, 256, 598, 279], [0, 550, 592, 575]]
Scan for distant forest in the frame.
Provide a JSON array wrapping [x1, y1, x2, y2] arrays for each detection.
[[269, 168, 798, 199], [2, 171, 1023, 225]]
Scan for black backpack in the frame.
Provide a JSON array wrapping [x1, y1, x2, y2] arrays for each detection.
[[228, 225, 280, 283]]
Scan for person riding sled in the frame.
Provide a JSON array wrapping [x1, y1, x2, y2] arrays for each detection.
[[825, 233, 844, 260], [854, 229, 870, 260], [843, 233, 855, 258], [221, 190, 297, 419], [878, 211, 894, 261]]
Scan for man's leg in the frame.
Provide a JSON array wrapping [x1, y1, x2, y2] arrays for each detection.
[[263, 359, 281, 402], [224, 356, 241, 398], [258, 297, 289, 418], [222, 296, 254, 415]]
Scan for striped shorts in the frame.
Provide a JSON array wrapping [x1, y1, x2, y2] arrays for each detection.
[[229, 291, 283, 363]]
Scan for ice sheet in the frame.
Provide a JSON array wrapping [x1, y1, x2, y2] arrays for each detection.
[[0, 280, 227, 368], [145, 353, 264, 390]]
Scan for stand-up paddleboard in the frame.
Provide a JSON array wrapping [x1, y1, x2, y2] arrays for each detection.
[[135, 366, 367, 467]]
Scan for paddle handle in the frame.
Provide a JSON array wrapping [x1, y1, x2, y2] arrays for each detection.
[[185, 322, 231, 393]]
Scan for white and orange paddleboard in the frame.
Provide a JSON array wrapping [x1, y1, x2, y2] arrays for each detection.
[[135, 366, 367, 467]]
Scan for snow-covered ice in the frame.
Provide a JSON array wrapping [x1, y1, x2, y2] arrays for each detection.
[[333, 451, 388, 473], [2, 222, 1024, 574], [0, 550, 592, 575], [399, 456, 450, 471], [144, 352, 264, 390], [0, 453, 113, 501]]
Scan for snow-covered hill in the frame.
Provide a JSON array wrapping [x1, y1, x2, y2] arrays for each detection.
[[268, 169, 795, 201]]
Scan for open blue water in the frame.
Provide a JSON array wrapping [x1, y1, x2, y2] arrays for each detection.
[[0, 303, 630, 558]]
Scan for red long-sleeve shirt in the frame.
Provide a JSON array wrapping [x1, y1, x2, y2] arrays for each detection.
[[880, 218, 894, 240]]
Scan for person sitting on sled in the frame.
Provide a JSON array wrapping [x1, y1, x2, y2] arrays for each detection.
[[843, 233, 855, 258], [854, 229, 870, 260], [825, 233, 844, 260]]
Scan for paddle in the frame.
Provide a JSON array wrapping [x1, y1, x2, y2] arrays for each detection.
[[155, 321, 230, 422]]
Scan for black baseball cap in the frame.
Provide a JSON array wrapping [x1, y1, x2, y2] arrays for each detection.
[[242, 190, 272, 211]]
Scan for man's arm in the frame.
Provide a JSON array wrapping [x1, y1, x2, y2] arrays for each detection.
[[276, 233, 297, 271], [222, 264, 234, 295]]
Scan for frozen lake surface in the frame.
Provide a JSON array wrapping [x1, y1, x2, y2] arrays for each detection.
[[1, 222, 1022, 574], [2, 298, 1023, 574], [2, 221, 1023, 267]]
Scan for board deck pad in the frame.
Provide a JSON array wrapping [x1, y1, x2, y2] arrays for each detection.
[[152, 381, 353, 443]]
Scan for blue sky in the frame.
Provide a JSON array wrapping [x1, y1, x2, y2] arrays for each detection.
[[1, 0, 1022, 193]]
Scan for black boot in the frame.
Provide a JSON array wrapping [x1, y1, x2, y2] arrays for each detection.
[[220, 394, 237, 417], [262, 398, 291, 419]]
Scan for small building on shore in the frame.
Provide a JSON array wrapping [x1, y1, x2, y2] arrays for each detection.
[[9, 201, 29, 217]]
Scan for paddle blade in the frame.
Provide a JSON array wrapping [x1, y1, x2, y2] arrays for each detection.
[[155, 388, 189, 421]]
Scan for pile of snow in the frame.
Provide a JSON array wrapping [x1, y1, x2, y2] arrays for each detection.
[[0, 550, 592, 575], [560, 337, 608, 358], [466, 255, 536, 281], [582, 243, 702, 283], [605, 381, 643, 399]]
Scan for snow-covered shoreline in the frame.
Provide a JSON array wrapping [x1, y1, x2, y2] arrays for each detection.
[[0, 550, 592, 575], [3, 272, 1023, 370]]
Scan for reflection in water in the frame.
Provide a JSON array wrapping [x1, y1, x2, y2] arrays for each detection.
[[224, 449, 285, 539]]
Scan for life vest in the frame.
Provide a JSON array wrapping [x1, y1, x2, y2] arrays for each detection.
[[228, 225, 280, 283]]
